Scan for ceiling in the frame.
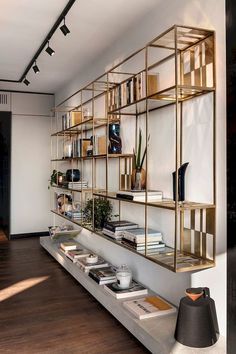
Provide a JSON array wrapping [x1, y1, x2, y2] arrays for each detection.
[[0, 0, 159, 94]]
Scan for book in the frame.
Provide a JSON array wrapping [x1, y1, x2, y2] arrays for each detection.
[[103, 220, 139, 232], [123, 228, 163, 243], [89, 266, 117, 285], [66, 248, 91, 262], [60, 241, 78, 251], [104, 280, 148, 299], [123, 295, 176, 320], [76, 255, 109, 272], [116, 190, 163, 202], [102, 228, 124, 240], [121, 239, 166, 251]]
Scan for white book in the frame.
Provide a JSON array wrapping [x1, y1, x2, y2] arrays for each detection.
[[123, 295, 176, 320], [117, 190, 162, 197], [60, 241, 78, 251], [102, 228, 124, 240], [123, 228, 163, 244]]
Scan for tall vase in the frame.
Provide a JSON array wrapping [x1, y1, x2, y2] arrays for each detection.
[[108, 123, 122, 154], [172, 162, 189, 201], [131, 168, 146, 190]]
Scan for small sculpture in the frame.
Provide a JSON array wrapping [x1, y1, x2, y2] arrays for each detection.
[[172, 162, 189, 201]]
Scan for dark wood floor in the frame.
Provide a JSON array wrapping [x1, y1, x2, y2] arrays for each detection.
[[0, 234, 150, 354]]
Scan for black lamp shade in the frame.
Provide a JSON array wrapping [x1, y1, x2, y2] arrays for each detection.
[[175, 288, 219, 348], [23, 78, 30, 86], [60, 23, 70, 36], [45, 45, 55, 56], [33, 64, 40, 74]]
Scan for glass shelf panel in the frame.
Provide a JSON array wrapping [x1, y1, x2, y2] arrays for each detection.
[[150, 26, 213, 51], [93, 190, 215, 211], [108, 85, 215, 116]]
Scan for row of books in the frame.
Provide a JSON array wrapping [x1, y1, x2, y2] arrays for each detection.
[[58, 240, 175, 319], [108, 72, 158, 111], [102, 220, 165, 253], [62, 111, 82, 130]]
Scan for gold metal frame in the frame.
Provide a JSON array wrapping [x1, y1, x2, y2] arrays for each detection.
[[50, 25, 216, 273]]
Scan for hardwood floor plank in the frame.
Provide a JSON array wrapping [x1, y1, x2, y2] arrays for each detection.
[[0, 236, 150, 354]]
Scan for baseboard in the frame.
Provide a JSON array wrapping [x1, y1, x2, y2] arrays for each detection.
[[10, 231, 49, 239]]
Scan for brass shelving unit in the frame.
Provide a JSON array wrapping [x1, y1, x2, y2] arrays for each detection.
[[50, 25, 216, 273]]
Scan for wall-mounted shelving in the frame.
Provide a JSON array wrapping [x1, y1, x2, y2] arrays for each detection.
[[50, 24, 216, 273]]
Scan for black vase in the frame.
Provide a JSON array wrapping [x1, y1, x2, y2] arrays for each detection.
[[108, 123, 122, 154], [172, 162, 189, 201], [66, 169, 80, 182]]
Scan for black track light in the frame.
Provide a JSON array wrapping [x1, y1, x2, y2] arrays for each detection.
[[45, 41, 55, 56], [60, 18, 70, 36], [32, 61, 40, 74], [23, 78, 30, 86]]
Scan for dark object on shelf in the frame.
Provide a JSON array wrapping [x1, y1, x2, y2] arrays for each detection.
[[66, 169, 80, 182], [174, 287, 219, 348], [116, 193, 133, 200], [83, 198, 113, 229], [172, 162, 189, 201], [108, 123, 122, 154]]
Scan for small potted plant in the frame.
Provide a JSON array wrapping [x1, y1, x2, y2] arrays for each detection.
[[49, 169, 64, 187], [83, 197, 113, 229]]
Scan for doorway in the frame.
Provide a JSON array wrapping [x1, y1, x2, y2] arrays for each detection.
[[0, 111, 11, 239]]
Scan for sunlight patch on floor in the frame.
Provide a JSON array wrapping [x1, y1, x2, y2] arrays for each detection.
[[0, 276, 49, 301]]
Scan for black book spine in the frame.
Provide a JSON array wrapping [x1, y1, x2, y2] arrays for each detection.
[[116, 193, 133, 200]]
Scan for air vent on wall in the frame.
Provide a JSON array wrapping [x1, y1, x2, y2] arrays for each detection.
[[0, 92, 10, 110]]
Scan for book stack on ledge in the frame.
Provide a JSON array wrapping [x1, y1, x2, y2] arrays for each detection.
[[104, 280, 148, 299], [76, 255, 109, 272], [116, 190, 163, 202], [122, 228, 165, 254], [102, 220, 139, 240], [88, 266, 117, 285], [68, 180, 88, 190], [123, 295, 176, 319], [59, 241, 91, 262]]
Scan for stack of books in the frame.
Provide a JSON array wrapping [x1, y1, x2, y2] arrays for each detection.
[[88, 266, 117, 285], [104, 280, 148, 299], [116, 190, 163, 202], [68, 181, 88, 189], [66, 248, 91, 263], [66, 210, 83, 220], [122, 228, 165, 253], [76, 255, 109, 272], [123, 295, 176, 320], [102, 220, 139, 240], [60, 241, 78, 252]]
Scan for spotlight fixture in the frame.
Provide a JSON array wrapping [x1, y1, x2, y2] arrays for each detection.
[[45, 41, 55, 56], [60, 18, 70, 36], [23, 77, 30, 86], [32, 61, 40, 74]]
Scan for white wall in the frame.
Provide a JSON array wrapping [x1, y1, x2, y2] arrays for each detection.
[[55, 0, 226, 337], [10, 92, 54, 234]]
